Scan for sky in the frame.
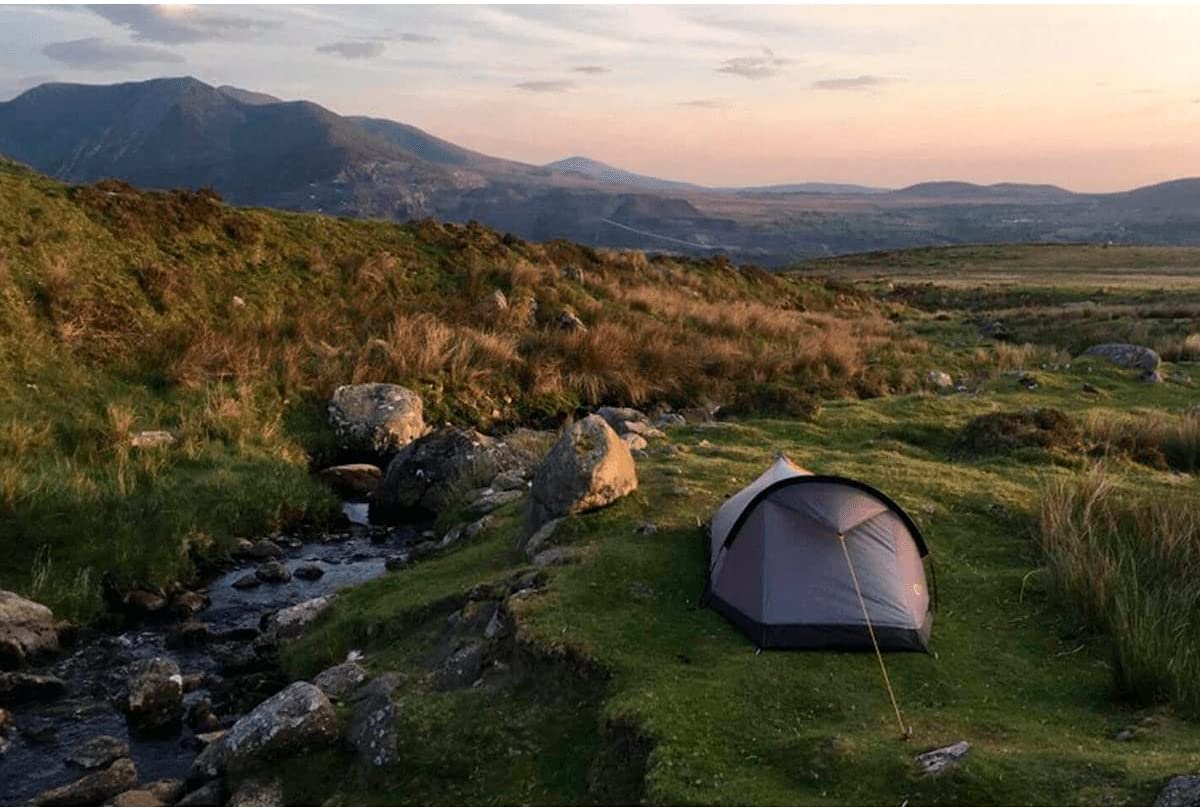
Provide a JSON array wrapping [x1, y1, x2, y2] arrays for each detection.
[[1, 4, 1198, 192]]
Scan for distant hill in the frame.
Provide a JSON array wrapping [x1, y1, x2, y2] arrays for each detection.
[[216, 85, 281, 106], [891, 181, 1076, 203], [543, 156, 704, 192], [738, 182, 889, 195]]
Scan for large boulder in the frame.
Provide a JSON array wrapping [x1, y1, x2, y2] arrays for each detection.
[[1156, 775, 1200, 807], [328, 383, 425, 458], [33, 757, 138, 806], [372, 427, 497, 519], [347, 675, 398, 768], [125, 657, 183, 732], [523, 415, 637, 543], [1082, 343, 1162, 380], [262, 595, 335, 641], [0, 590, 58, 670], [313, 661, 367, 701], [191, 681, 338, 779]]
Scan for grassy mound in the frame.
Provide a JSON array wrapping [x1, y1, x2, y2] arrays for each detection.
[[954, 407, 1081, 457]]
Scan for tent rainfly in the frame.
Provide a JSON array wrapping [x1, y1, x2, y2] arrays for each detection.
[[705, 456, 933, 652]]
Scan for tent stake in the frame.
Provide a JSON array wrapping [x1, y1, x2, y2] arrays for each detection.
[[838, 532, 911, 739]]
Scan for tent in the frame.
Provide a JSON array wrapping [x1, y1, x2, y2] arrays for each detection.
[[704, 455, 933, 652]]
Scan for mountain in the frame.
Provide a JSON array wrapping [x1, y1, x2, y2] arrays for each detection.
[[5, 76, 1200, 264], [542, 156, 704, 192]]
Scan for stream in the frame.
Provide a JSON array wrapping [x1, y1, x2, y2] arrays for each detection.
[[0, 504, 423, 805]]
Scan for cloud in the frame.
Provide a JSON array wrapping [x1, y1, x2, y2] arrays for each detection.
[[90, 5, 276, 44], [573, 65, 609, 75], [42, 37, 184, 70], [316, 40, 386, 60], [812, 74, 892, 91], [515, 79, 576, 93], [717, 48, 788, 80], [678, 98, 729, 109], [399, 33, 438, 44]]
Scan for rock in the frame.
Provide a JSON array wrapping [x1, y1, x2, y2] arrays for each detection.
[[384, 555, 409, 572], [140, 779, 184, 805], [108, 788, 163, 806], [123, 590, 166, 614], [652, 412, 686, 429], [561, 265, 585, 283], [166, 620, 209, 649], [1082, 343, 1162, 376], [125, 657, 182, 732], [313, 662, 368, 701], [243, 539, 283, 560], [558, 309, 587, 332], [522, 518, 562, 558], [434, 641, 488, 691], [348, 676, 398, 768], [254, 560, 291, 584], [533, 547, 579, 567], [622, 433, 648, 452], [128, 430, 174, 449], [926, 370, 954, 390], [186, 697, 222, 733], [174, 779, 225, 807], [33, 757, 138, 805], [229, 775, 284, 806], [191, 682, 338, 780], [622, 420, 666, 440], [1156, 775, 1200, 806], [318, 463, 383, 498], [524, 415, 637, 542], [469, 488, 523, 515], [231, 574, 260, 590], [263, 595, 335, 640], [21, 718, 57, 743], [634, 522, 658, 535], [0, 590, 58, 669], [195, 730, 225, 746], [491, 470, 526, 492], [596, 406, 649, 433], [980, 319, 1010, 341], [0, 671, 66, 704], [168, 590, 208, 619], [293, 564, 324, 581], [915, 740, 970, 775], [372, 427, 500, 518], [0, 706, 13, 731], [328, 383, 425, 457], [66, 735, 129, 769]]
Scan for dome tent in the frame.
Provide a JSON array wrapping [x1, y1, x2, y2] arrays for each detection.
[[705, 455, 933, 652]]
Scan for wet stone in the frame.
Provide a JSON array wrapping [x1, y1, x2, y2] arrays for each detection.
[[64, 734, 129, 769]]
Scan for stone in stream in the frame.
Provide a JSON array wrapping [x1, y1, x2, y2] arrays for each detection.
[[168, 590, 208, 619], [65, 734, 129, 769], [175, 779, 225, 807], [186, 697, 222, 733], [32, 757, 138, 806], [124, 657, 183, 732], [0, 590, 59, 670], [254, 560, 291, 584], [140, 779, 185, 805], [108, 788, 164, 807], [0, 671, 67, 704], [166, 620, 210, 650], [191, 681, 338, 779], [122, 590, 166, 614], [243, 539, 284, 560], [317, 463, 382, 498], [293, 564, 325, 581], [231, 573, 260, 590]]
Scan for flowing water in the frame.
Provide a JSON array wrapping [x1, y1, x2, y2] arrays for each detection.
[[0, 506, 422, 805]]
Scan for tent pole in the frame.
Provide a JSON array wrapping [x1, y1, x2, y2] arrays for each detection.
[[838, 532, 911, 739]]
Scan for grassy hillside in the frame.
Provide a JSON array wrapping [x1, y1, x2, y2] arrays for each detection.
[[0, 159, 920, 619], [278, 246, 1200, 805]]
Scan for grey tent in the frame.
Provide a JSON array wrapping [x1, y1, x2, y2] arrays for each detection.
[[705, 456, 933, 652]]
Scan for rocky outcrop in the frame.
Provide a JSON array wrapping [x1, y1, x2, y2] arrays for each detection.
[[347, 675, 398, 768], [191, 681, 338, 779], [1156, 775, 1200, 807], [0, 590, 58, 670], [524, 415, 637, 544], [1082, 343, 1162, 381], [318, 463, 383, 498], [372, 427, 498, 519], [328, 383, 425, 457], [33, 757, 138, 806], [125, 657, 183, 732]]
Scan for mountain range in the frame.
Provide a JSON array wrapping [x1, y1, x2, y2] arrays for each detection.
[[3, 76, 1200, 264]]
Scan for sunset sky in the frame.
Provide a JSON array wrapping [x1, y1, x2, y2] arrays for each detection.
[[1, 4, 1198, 192]]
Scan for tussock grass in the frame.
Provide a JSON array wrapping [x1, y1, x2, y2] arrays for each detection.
[[1082, 409, 1200, 472], [1040, 468, 1200, 715]]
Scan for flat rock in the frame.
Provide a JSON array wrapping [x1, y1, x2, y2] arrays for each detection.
[[33, 757, 137, 806], [915, 740, 970, 775], [231, 573, 260, 590], [313, 662, 367, 701], [108, 789, 164, 807], [66, 734, 129, 769], [523, 518, 563, 558], [348, 675, 398, 768], [1082, 343, 1162, 375], [128, 430, 174, 449]]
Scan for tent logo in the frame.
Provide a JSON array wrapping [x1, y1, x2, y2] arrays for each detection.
[[912, 584, 924, 596]]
